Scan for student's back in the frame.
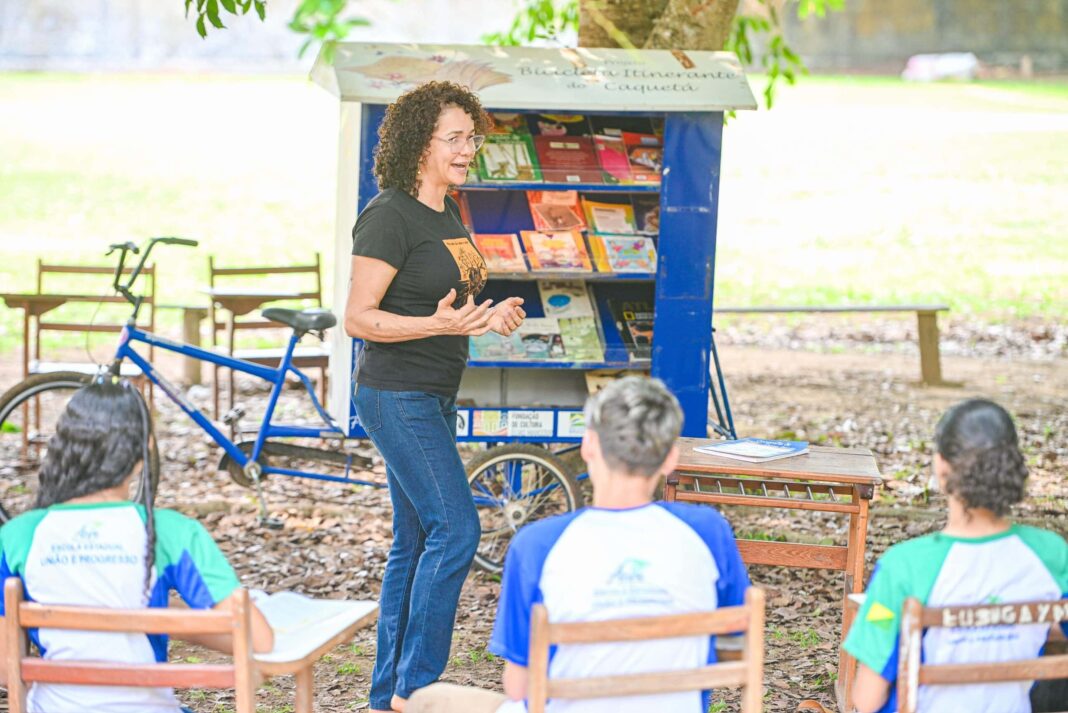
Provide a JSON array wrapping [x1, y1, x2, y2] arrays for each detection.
[[1, 502, 243, 713], [845, 398, 1068, 713], [491, 501, 748, 713]]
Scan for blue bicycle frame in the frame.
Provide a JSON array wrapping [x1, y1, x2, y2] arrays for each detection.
[[113, 321, 379, 487]]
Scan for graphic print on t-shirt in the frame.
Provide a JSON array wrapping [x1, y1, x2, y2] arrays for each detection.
[[443, 237, 488, 307]]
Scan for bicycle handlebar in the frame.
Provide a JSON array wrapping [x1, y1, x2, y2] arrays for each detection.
[[110, 236, 199, 306]]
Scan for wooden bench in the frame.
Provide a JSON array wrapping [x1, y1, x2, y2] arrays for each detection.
[[715, 304, 950, 385]]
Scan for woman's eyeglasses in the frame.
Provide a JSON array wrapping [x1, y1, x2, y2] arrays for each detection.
[[433, 134, 486, 154]]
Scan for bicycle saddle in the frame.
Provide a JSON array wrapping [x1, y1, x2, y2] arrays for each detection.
[[261, 307, 337, 334]]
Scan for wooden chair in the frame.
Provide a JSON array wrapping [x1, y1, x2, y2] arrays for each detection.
[[526, 587, 766, 713], [4, 579, 257, 713], [897, 596, 1068, 713], [207, 254, 329, 418], [31, 259, 156, 380]]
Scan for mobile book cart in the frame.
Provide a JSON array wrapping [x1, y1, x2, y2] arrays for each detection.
[[312, 43, 756, 572]]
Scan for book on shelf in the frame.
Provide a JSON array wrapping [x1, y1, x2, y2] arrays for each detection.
[[631, 194, 660, 235], [472, 233, 528, 273], [527, 113, 591, 137], [520, 230, 592, 272], [693, 438, 810, 463], [586, 234, 612, 273], [584, 368, 650, 394], [623, 131, 663, 184], [470, 331, 524, 361], [558, 317, 604, 362], [487, 111, 533, 136], [607, 298, 654, 361], [527, 190, 586, 232], [581, 197, 637, 235], [601, 235, 657, 273], [531, 135, 604, 184], [538, 280, 595, 318], [516, 318, 566, 360], [477, 133, 542, 182], [593, 134, 631, 184], [448, 189, 475, 232]]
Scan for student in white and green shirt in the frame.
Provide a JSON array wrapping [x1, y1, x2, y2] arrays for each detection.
[[0, 379, 274, 713], [844, 399, 1068, 713]]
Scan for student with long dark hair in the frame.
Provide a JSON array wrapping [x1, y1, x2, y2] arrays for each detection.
[[0, 378, 273, 713], [845, 398, 1067, 713]]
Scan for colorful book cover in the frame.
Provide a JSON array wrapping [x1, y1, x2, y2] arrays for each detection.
[[520, 230, 592, 272], [516, 318, 566, 360], [532, 136, 604, 184], [602, 235, 657, 273], [486, 111, 533, 136], [527, 113, 591, 137], [586, 234, 612, 273], [527, 190, 586, 232], [469, 331, 524, 361], [631, 195, 660, 235], [623, 131, 663, 184], [581, 197, 637, 235], [538, 280, 595, 318], [448, 189, 475, 232], [608, 299, 654, 361], [559, 317, 604, 362], [593, 135, 631, 184], [473, 233, 528, 273], [477, 133, 542, 182], [693, 438, 809, 463]]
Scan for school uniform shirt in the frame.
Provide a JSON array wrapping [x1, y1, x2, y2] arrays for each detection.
[[0, 502, 242, 713], [489, 502, 749, 713], [843, 525, 1068, 713], [351, 188, 488, 396]]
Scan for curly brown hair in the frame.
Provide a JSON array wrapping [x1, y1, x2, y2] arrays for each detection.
[[373, 81, 489, 196], [935, 398, 1029, 517]]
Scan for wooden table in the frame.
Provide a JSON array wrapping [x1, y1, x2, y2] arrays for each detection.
[[255, 593, 378, 713], [665, 438, 881, 712], [0, 293, 72, 380]]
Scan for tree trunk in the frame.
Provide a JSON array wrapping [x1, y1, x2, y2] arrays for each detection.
[[578, 0, 740, 51]]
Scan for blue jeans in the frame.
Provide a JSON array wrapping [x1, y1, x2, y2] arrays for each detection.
[[355, 385, 481, 709]]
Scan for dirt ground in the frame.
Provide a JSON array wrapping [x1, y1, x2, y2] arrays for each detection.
[[1, 326, 1065, 712]]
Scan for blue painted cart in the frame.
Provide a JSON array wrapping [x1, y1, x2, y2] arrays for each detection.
[[313, 43, 756, 571]]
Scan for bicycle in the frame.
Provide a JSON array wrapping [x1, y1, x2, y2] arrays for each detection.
[[0, 238, 582, 572]]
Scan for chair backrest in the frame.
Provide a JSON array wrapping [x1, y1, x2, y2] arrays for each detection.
[[207, 254, 323, 345], [33, 261, 156, 362], [3, 578, 256, 713], [897, 596, 1068, 713], [526, 587, 765, 713]]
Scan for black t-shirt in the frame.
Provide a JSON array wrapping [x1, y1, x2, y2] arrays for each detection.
[[351, 188, 488, 396]]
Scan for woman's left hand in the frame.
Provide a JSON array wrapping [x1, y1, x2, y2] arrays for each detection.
[[487, 297, 526, 336]]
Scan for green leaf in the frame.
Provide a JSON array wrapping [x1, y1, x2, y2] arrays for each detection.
[[254, 0, 266, 20], [184, 0, 193, 18], [206, 0, 225, 28], [196, 13, 207, 38], [220, 0, 236, 13]]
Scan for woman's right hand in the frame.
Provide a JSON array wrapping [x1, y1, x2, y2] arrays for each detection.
[[432, 289, 494, 336]]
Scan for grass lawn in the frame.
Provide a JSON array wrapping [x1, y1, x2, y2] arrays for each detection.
[[1, 72, 1066, 355]]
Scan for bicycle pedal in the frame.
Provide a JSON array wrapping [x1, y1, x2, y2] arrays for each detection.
[[259, 516, 284, 531], [222, 407, 246, 425]]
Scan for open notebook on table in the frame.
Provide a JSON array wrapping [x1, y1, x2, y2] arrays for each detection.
[[252, 591, 378, 666]]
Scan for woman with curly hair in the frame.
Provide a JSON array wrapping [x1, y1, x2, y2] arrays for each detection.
[[844, 398, 1067, 713], [344, 81, 526, 713]]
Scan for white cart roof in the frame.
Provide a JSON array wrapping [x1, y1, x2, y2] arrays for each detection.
[[311, 42, 756, 112]]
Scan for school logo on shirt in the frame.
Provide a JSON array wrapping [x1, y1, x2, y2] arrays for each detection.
[[442, 237, 488, 307], [607, 558, 649, 585]]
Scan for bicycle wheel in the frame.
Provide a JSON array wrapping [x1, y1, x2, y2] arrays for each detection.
[[466, 443, 583, 574], [0, 372, 159, 523]]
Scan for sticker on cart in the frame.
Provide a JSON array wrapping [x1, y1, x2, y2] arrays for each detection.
[[456, 410, 470, 437], [473, 410, 508, 437], [507, 411, 555, 437], [557, 411, 586, 438]]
